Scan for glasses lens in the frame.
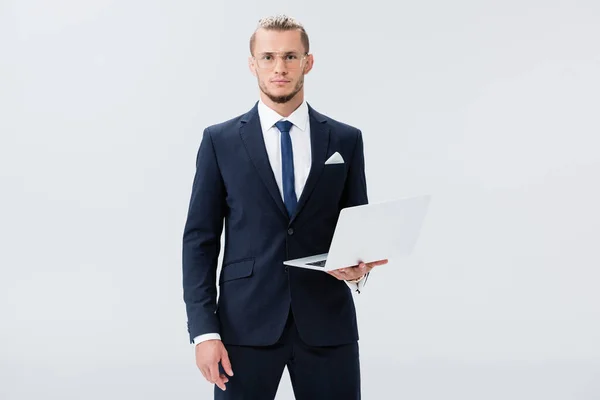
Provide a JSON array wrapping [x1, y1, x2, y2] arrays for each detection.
[[257, 53, 304, 69]]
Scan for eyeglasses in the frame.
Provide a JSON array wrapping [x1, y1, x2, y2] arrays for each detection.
[[253, 52, 308, 70]]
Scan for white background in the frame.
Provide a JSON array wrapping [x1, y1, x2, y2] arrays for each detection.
[[1, 0, 599, 399]]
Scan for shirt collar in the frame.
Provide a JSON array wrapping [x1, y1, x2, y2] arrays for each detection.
[[257, 98, 309, 132]]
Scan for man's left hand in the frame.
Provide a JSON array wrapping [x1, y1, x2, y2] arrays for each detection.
[[327, 259, 388, 281]]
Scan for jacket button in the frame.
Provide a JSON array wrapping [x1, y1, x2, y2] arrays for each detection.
[[287, 228, 294, 235]]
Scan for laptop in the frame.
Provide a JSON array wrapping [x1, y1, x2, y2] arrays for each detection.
[[283, 194, 431, 271]]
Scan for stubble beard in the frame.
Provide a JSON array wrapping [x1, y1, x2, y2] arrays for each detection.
[[259, 75, 304, 104]]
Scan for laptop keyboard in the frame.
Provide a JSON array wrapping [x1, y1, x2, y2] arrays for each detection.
[[307, 260, 327, 267]]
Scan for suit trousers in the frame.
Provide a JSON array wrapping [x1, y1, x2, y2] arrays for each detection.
[[215, 309, 361, 400]]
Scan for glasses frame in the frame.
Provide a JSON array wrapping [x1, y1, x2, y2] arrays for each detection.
[[252, 51, 309, 70]]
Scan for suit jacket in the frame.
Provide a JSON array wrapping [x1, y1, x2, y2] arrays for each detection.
[[182, 102, 368, 347]]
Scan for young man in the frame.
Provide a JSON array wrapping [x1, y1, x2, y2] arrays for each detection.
[[182, 14, 387, 399]]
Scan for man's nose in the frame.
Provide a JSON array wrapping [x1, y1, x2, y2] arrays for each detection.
[[272, 56, 288, 74]]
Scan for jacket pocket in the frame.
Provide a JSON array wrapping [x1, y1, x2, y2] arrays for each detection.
[[219, 258, 255, 284]]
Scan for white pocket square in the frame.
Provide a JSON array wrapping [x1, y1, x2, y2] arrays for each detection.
[[325, 152, 344, 165]]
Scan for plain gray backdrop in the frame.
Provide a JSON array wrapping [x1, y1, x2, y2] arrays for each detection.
[[1, 0, 599, 399]]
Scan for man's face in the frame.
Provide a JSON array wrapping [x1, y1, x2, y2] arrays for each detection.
[[249, 28, 313, 104]]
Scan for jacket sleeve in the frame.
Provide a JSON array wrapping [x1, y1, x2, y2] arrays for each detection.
[[339, 129, 368, 210], [182, 127, 226, 343], [339, 129, 371, 290]]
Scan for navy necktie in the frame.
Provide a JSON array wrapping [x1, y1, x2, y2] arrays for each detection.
[[275, 120, 297, 217]]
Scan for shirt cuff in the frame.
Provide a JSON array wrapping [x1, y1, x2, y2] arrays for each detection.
[[192, 333, 221, 346], [345, 273, 369, 293]]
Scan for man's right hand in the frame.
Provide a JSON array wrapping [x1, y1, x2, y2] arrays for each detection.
[[195, 339, 234, 391]]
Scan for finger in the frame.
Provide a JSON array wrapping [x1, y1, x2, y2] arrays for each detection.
[[215, 373, 227, 391], [213, 376, 227, 391], [343, 263, 366, 276], [330, 270, 345, 280], [367, 259, 388, 268], [215, 380, 226, 391], [221, 351, 234, 377], [209, 364, 224, 389], [200, 367, 211, 382], [346, 271, 364, 280], [336, 266, 358, 279], [209, 361, 229, 391]]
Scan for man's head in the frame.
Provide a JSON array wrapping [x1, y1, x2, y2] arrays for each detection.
[[248, 15, 314, 105]]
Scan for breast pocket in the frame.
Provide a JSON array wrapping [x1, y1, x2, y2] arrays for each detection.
[[316, 163, 347, 203], [321, 163, 346, 185]]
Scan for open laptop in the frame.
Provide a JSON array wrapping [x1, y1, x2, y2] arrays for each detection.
[[283, 194, 431, 271]]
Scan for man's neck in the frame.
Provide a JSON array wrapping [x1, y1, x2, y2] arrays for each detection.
[[259, 92, 304, 117]]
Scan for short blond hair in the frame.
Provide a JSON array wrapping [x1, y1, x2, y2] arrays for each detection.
[[249, 14, 310, 56]]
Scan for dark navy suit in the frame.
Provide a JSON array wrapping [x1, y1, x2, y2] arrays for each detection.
[[182, 102, 368, 399]]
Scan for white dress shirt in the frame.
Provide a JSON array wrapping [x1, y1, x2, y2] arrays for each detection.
[[192, 99, 366, 346]]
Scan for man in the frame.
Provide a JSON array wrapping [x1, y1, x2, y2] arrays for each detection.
[[182, 14, 387, 399]]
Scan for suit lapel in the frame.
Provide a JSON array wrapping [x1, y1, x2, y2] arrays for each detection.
[[290, 105, 331, 225], [239, 103, 289, 219]]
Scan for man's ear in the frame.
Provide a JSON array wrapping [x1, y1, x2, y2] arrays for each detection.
[[303, 54, 314, 75], [248, 56, 257, 77]]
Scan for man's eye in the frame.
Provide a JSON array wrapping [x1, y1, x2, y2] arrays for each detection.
[[286, 55, 298, 60], [261, 55, 273, 61]]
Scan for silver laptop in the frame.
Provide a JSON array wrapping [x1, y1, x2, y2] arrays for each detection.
[[284, 194, 432, 271]]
